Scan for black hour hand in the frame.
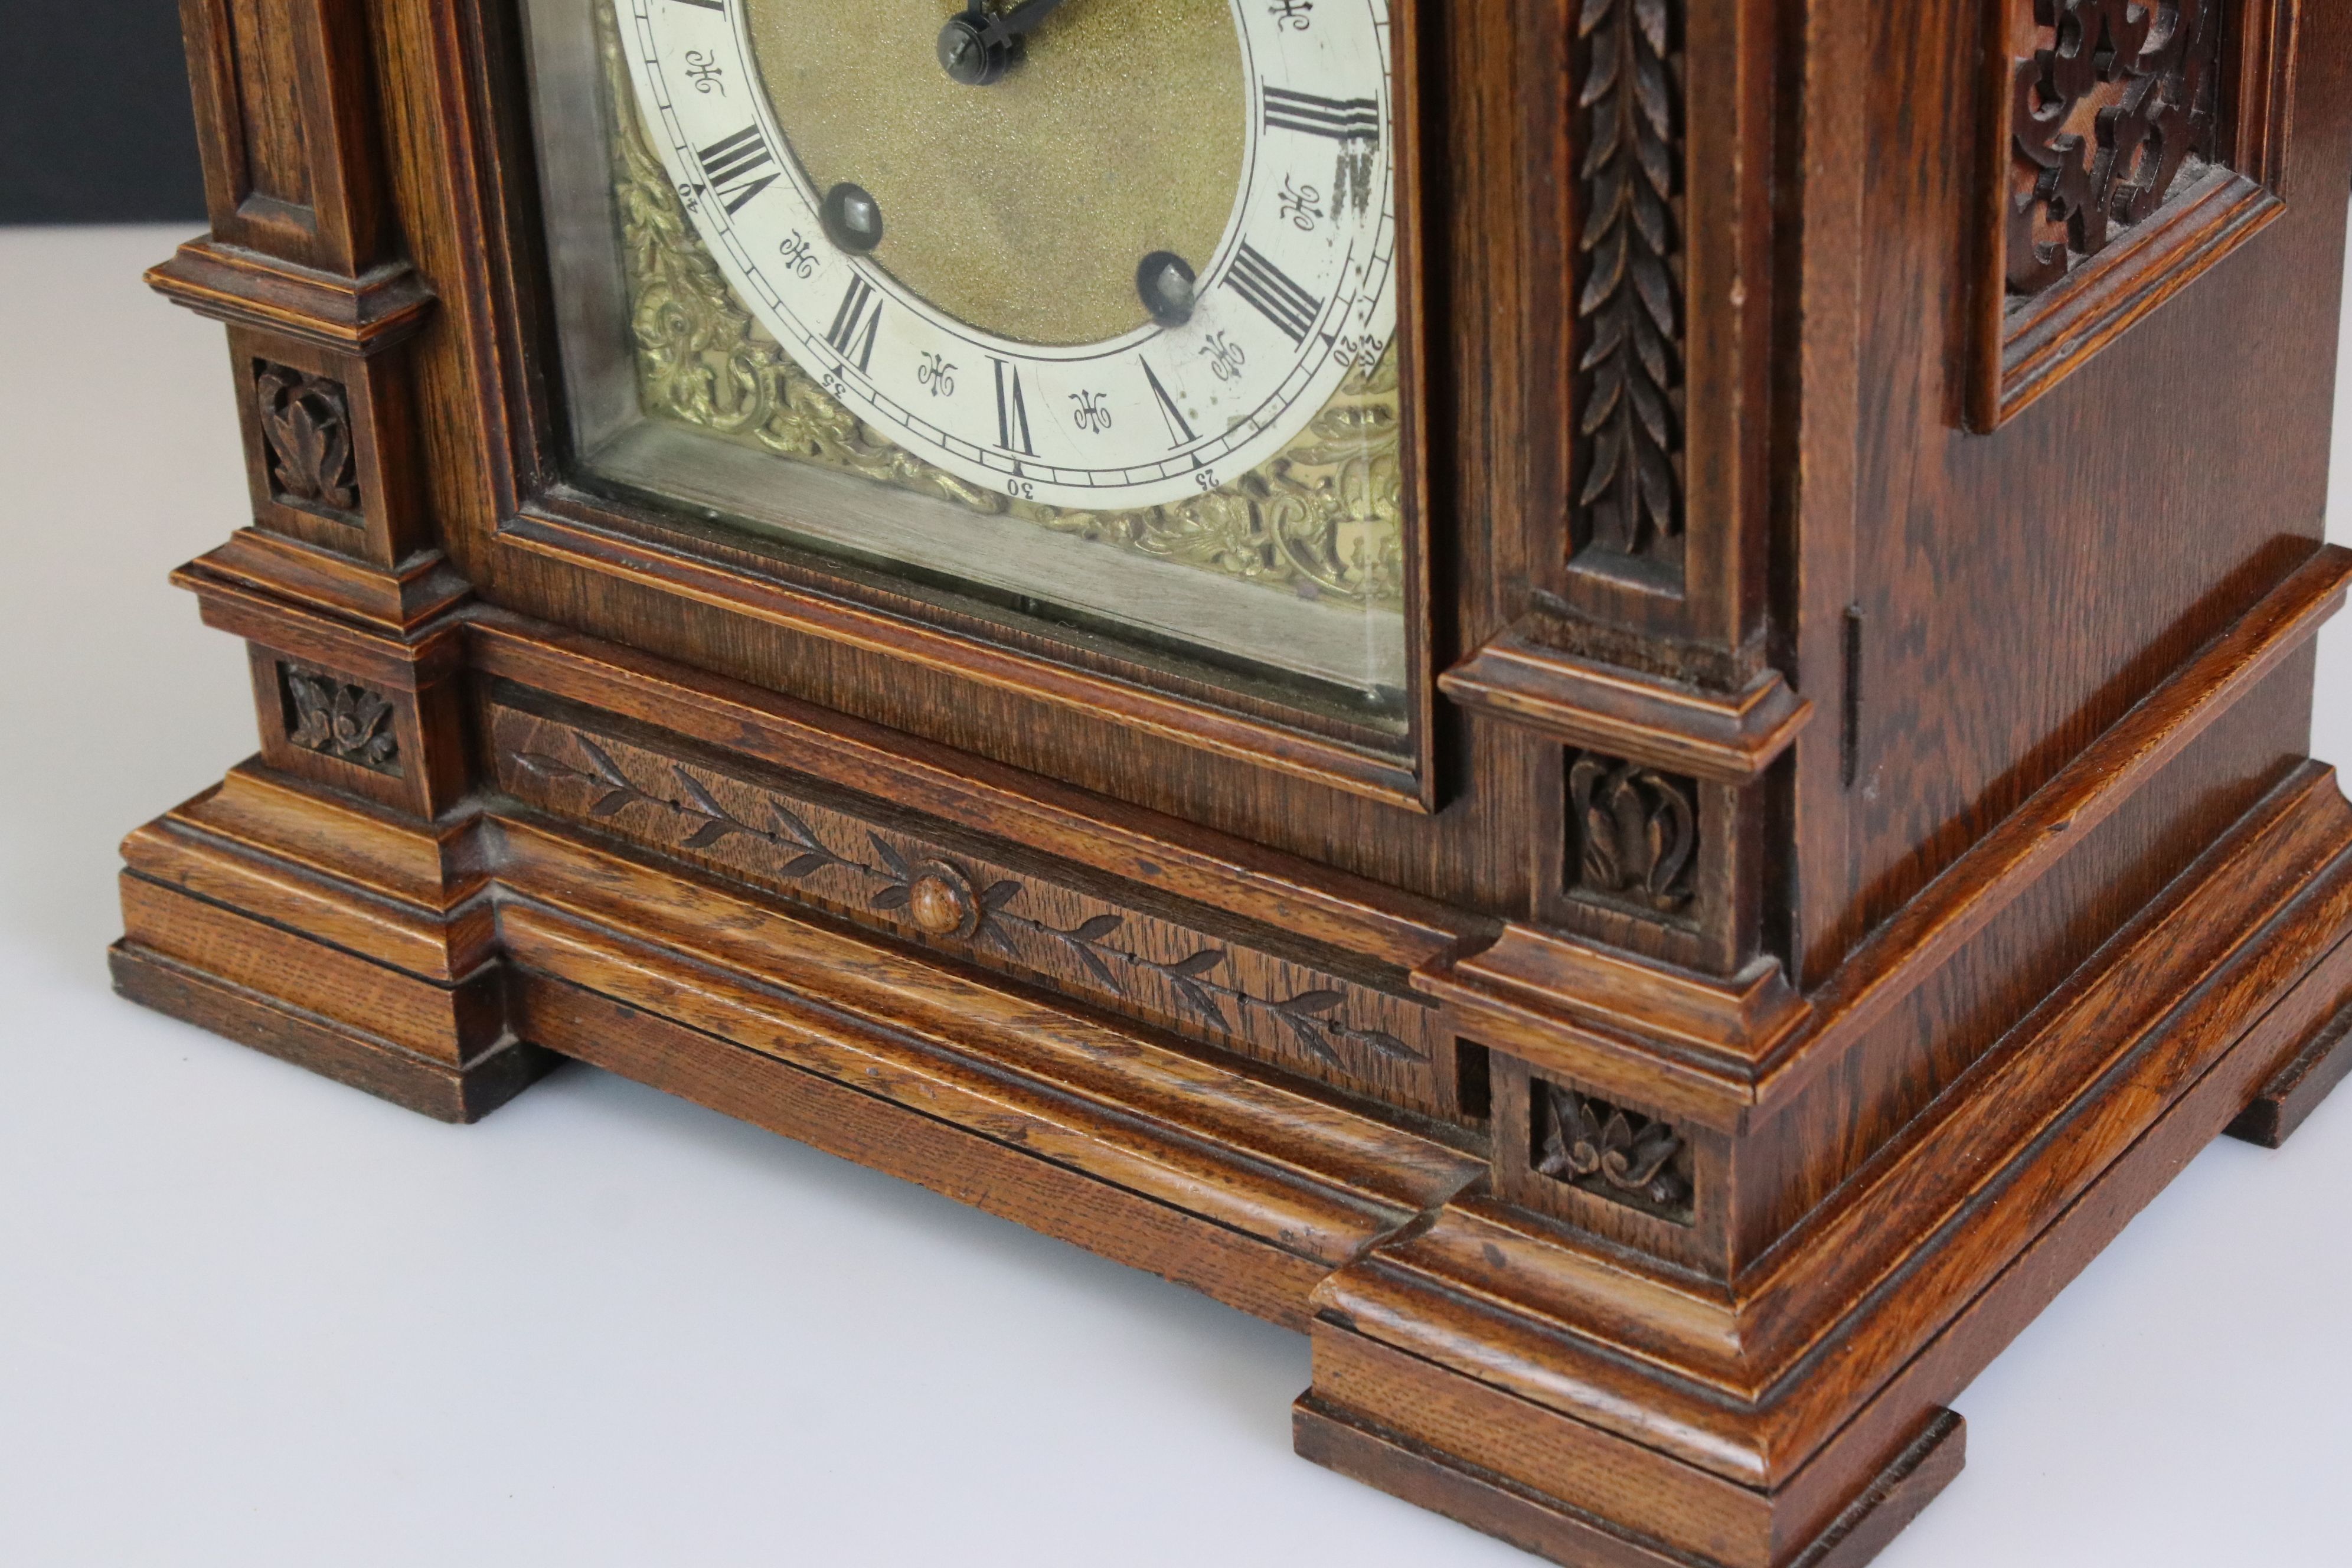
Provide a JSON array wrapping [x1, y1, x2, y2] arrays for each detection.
[[937, 0, 1074, 86]]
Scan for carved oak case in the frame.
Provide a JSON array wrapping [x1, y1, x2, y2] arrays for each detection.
[[117, 0, 2350, 1562]]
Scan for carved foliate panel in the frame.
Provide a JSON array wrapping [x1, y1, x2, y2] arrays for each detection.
[[1530, 1077, 1694, 1224], [2005, 0, 2223, 298], [278, 664, 402, 775], [1566, 752, 1698, 919], [254, 363, 362, 520], [491, 705, 1446, 1114], [1974, 0, 2296, 429], [1572, 0, 1684, 573]]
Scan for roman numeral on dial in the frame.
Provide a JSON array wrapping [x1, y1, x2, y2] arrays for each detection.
[[1262, 86, 1380, 141], [1140, 358, 1195, 448], [823, 275, 883, 373], [695, 126, 779, 214], [992, 359, 1035, 455], [1221, 243, 1324, 345]]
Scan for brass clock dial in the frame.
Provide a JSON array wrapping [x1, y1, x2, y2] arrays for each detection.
[[743, 0, 1247, 347], [620, 0, 1398, 511]]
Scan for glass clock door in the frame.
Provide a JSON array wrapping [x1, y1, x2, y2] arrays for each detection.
[[521, 0, 1410, 723]]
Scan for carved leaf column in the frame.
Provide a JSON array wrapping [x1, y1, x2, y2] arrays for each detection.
[[1573, 0, 1684, 569], [1425, 0, 1799, 1282]]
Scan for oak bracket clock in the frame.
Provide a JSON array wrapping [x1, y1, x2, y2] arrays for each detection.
[[119, 0, 2349, 1560]]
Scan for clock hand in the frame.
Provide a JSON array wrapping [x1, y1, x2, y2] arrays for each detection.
[[937, 0, 1078, 87]]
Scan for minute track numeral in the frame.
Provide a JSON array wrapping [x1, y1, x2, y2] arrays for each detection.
[[1222, 242, 1324, 345], [1262, 86, 1380, 141], [694, 126, 780, 214], [1140, 358, 1195, 448], [992, 359, 1036, 456], [824, 275, 883, 373]]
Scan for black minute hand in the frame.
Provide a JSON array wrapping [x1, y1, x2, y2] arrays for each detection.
[[937, 0, 1077, 87]]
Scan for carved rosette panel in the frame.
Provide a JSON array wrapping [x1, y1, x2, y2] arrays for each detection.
[[1567, 752, 1697, 917], [279, 665, 401, 775], [2006, 0, 2223, 298], [254, 363, 361, 518], [1531, 1076, 1693, 1223], [1572, 0, 1684, 569], [491, 707, 1445, 1113]]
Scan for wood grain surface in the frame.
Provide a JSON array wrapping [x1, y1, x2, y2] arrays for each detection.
[[80, 0, 2352, 1560]]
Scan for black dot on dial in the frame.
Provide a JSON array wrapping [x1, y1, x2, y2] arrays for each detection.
[[1138, 251, 1197, 328], [822, 184, 884, 253]]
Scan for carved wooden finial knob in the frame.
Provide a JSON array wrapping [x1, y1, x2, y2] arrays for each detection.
[[907, 868, 974, 936]]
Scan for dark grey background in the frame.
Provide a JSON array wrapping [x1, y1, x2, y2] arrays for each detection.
[[0, 0, 205, 224]]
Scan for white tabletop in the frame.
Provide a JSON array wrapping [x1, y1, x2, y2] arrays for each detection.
[[2, 223, 2347, 1568]]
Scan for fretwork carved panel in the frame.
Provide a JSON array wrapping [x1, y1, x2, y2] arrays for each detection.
[[1972, 0, 2297, 429], [2005, 0, 2223, 298]]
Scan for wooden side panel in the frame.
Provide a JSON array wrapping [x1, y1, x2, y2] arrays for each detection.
[[1824, 0, 2351, 976]]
